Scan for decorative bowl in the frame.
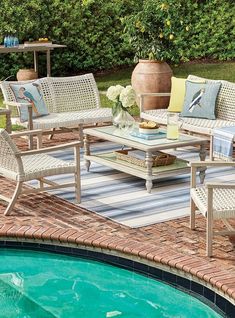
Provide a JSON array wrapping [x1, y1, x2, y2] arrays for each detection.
[[139, 127, 159, 135]]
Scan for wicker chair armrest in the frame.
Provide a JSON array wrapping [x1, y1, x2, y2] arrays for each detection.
[[190, 160, 235, 168], [3, 100, 32, 108], [10, 129, 43, 138], [205, 182, 235, 189], [19, 141, 81, 156]]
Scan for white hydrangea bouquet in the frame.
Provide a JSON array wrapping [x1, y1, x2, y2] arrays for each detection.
[[106, 84, 136, 111], [106, 85, 136, 129]]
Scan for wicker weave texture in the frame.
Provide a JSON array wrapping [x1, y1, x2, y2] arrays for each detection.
[[115, 149, 176, 167], [42, 74, 100, 113], [142, 109, 235, 135], [0, 129, 77, 182], [12, 108, 112, 130], [0, 129, 20, 174], [21, 153, 76, 181], [191, 187, 235, 219], [187, 75, 235, 122], [0, 73, 101, 116]]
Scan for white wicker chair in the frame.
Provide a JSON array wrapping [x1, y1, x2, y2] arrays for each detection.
[[0, 129, 81, 216], [190, 161, 235, 257]]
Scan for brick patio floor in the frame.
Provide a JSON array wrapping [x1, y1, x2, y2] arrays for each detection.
[[0, 132, 234, 307]]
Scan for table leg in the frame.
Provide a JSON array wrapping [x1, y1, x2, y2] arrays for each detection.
[[34, 51, 39, 75], [46, 49, 51, 77], [145, 151, 153, 193], [199, 142, 207, 183], [209, 134, 214, 160], [84, 134, 91, 172]]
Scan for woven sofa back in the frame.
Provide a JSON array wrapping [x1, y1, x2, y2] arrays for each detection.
[[39, 73, 101, 113], [0, 73, 101, 115], [187, 75, 235, 121]]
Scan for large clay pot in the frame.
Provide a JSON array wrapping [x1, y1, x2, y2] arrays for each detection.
[[16, 68, 38, 81], [131, 59, 173, 110]]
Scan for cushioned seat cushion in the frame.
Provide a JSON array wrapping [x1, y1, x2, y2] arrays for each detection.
[[12, 108, 112, 129]]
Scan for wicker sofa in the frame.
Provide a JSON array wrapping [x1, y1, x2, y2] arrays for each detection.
[[0, 73, 112, 145], [140, 75, 235, 137]]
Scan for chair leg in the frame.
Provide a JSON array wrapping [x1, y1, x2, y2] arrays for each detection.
[[78, 124, 84, 147], [206, 188, 213, 257], [74, 145, 81, 203], [190, 199, 196, 230], [74, 172, 81, 204], [4, 181, 23, 216], [190, 198, 196, 230], [38, 178, 44, 189], [48, 128, 56, 140], [206, 213, 213, 257]]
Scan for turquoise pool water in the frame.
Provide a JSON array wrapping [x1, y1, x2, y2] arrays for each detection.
[[0, 249, 222, 318]]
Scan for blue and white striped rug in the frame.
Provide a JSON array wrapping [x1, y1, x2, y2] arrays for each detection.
[[45, 141, 235, 228]]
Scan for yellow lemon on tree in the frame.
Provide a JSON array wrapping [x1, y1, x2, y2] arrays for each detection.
[[166, 20, 171, 26], [169, 34, 174, 40], [159, 33, 164, 39], [186, 26, 189, 31]]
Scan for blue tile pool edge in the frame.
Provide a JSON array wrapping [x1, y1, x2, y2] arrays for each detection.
[[0, 240, 233, 318]]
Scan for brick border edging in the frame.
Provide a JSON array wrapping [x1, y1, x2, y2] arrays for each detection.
[[0, 224, 234, 307]]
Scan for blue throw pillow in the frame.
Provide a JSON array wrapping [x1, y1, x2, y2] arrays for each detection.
[[180, 81, 221, 119], [10, 80, 49, 122]]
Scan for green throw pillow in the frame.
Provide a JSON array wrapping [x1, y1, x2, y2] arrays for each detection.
[[180, 80, 221, 119], [10, 80, 49, 122]]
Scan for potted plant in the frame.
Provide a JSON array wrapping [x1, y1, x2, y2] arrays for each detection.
[[124, 0, 187, 110]]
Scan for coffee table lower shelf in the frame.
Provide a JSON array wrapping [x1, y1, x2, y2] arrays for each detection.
[[84, 152, 190, 192]]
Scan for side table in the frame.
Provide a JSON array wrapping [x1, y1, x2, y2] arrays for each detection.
[[0, 108, 12, 133]]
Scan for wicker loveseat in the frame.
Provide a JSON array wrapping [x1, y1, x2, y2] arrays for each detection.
[[140, 75, 235, 137], [0, 73, 112, 145]]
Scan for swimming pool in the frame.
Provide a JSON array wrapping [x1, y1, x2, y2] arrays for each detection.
[[0, 248, 224, 318]]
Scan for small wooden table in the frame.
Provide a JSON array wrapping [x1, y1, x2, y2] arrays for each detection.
[[83, 125, 208, 192], [0, 43, 66, 77], [0, 108, 11, 133]]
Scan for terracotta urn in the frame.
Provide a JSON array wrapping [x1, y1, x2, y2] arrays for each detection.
[[16, 68, 38, 81], [131, 59, 173, 110]]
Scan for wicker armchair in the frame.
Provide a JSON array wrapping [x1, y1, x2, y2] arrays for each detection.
[[0, 129, 81, 216], [190, 161, 235, 257]]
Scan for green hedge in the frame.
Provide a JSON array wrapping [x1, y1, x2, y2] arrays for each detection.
[[0, 0, 142, 78], [0, 0, 234, 79]]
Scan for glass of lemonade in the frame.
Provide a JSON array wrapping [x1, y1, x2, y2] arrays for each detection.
[[167, 112, 179, 140]]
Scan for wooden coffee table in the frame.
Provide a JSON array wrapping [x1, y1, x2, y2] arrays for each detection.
[[83, 125, 207, 193]]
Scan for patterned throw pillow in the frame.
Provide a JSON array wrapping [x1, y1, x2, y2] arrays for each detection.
[[10, 80, 49, 122], [180, 80, 221, 120]]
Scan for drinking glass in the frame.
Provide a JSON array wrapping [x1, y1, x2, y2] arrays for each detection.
[[167, 112, 179, 140]]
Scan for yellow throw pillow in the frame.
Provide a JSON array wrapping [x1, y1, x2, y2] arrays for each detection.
[[168, 77, 186, 112]]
